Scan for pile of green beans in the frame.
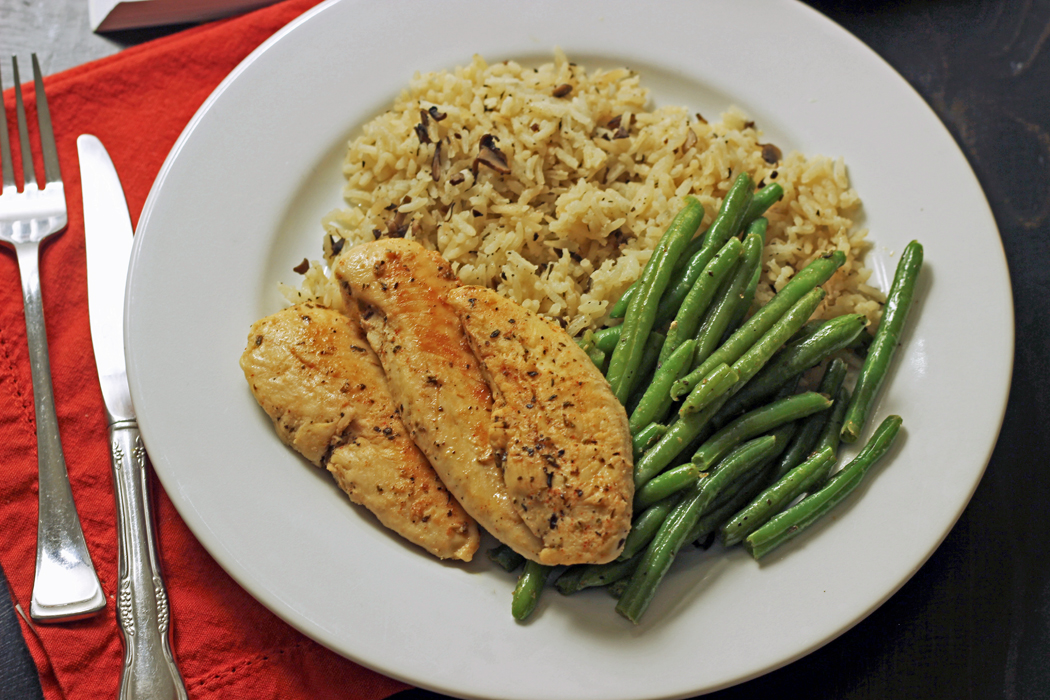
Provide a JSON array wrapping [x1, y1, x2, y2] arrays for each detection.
[[506, 191, 924, 626]]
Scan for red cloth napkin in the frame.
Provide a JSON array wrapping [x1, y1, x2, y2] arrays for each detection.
[[0, 2, 411, 698]]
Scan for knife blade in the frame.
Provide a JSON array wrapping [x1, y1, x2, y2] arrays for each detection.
[[79, 134, 188, 700]]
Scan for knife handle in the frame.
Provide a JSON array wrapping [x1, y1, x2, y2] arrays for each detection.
[[109, 420, 188, 700]]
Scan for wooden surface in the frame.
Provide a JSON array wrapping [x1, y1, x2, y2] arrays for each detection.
[[2, 1, 1048, 699]]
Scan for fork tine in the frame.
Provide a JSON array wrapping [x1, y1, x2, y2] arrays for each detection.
[[0, 64, 13, 189], [31, 55, 60, 185], [12, 57, 36, 190]]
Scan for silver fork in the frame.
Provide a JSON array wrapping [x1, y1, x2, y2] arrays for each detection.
[[0, 55, 105, 621]]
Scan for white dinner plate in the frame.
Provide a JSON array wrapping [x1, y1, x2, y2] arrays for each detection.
[[125, 1, 1013, 698]]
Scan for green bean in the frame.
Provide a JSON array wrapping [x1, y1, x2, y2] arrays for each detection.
[[659, 237, 743, 363], [771, 358, 847, 479], [764, 420, 801, 456], [710, 370, 802, 426], [742, 182, 784, 225], [819, 356, 849, 396], [851, 327, 874, 356], [634, 462, 702, 511], [722, 218, 769, 338], [790, 318, 872, 353], [676, 420, 717, 468], [511, 560, 553, 621], [823, 411, 898, 491], [609, 289, 633, 320], [841, 241, 923, 442], [487, 544, 525, 573], [699, 172, 755, 254], [655, 256, 715, 326], [789, 318, 866, 368], [556, 555, 642, 596], [635, 331, 665, 388], [673, 250, 846, 400], [788, 319, 831, 346], [592, 325, 622, 354], [629, 340, 696, 433], [725, 376, 806, 449], [552, 566, 588, 596], [586, 346, 607, 372], [674, 235, 712, 279], [692, 233, 763, 369], [769, 373, 804, 403], [715, 313, 865, 421], [606, 199, 704, 402], [720, 445, 836, 547], [609, 235, 672, 321], [746, 415, 903, 559], [691, 391, 833, 471], [633, 393, 729, 488], [623, 333, 668, 415], [632, 422, 667, 461], [651, 173, 754, 324], [625, 381, 647, 417], [679, 362, 739, 416], [607, 578, 630, 598], [582, 324, 664, 372], [618, 494, 682, 561], [803, 385, 850, 490], [815, 385, 850, 459], [574, 331, 605, 370], [616, 435, 777, 623]]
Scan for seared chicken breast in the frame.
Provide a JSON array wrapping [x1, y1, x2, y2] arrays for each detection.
[[447, 287, 634, 565], [240, 303, 479, 561], [335, 239, 545, 560]]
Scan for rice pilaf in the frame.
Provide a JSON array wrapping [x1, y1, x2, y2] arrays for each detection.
[[294, 51, 881, 333]]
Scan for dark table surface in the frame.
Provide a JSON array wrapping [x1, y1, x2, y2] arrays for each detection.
[[2, 1, 1049, 698]]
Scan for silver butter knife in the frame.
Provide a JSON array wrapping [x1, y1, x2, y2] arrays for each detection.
[[79, 134, 188, 700]]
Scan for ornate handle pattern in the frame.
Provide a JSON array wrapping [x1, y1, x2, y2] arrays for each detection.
[[109, 420, 187, 700]]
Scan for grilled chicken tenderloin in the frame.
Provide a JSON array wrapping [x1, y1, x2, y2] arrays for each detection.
[[240, 303, 479, 561], [447, 286, 634, 565], [334, 239, 545, 560]]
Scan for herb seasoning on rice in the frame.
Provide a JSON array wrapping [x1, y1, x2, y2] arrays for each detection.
[[294, 50, 881, 336]]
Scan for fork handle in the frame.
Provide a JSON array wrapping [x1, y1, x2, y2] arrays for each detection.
[[15, 242, 106, 621], [109, 420, 187, 700]]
